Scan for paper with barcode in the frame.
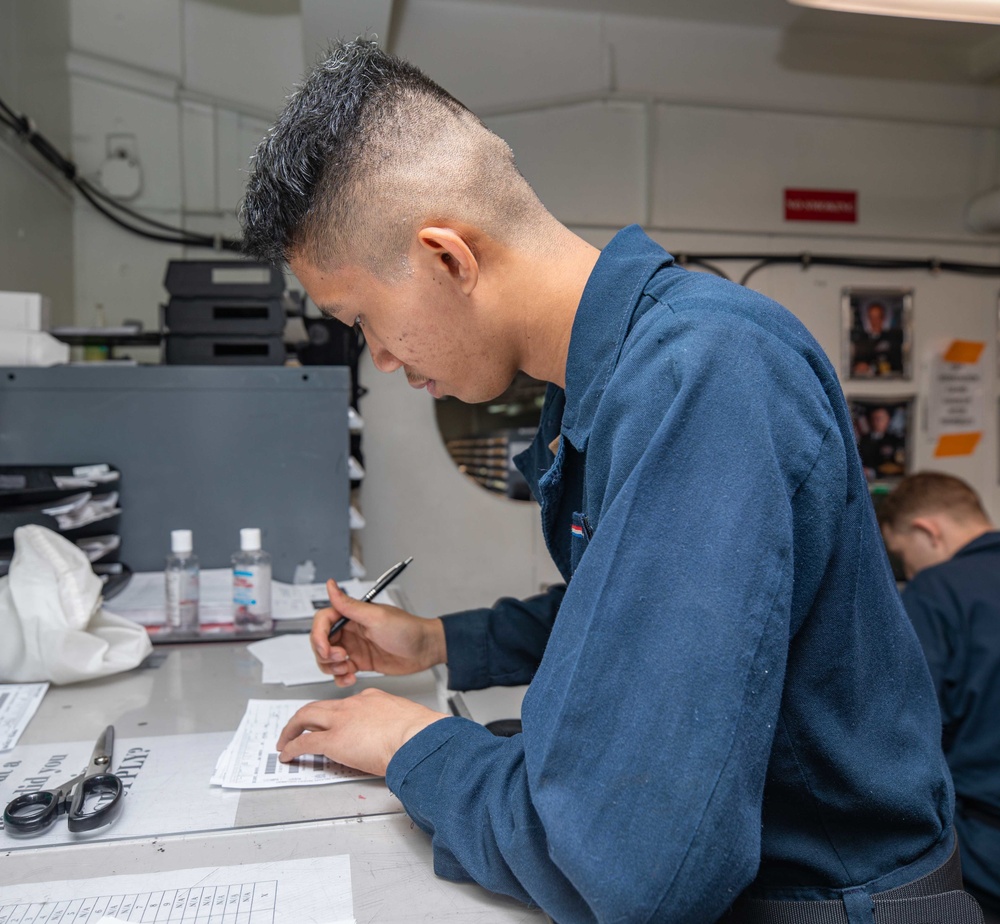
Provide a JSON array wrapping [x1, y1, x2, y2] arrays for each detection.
[[0, 682, 48, 751], [211, 699, 377, 789]]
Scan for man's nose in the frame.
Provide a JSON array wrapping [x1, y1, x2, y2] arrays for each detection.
[[367, 334, 403, 373]]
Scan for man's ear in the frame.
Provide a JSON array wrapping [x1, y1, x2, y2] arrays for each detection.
[[416, 227, 479, 295], [909, 516, 944, 547]]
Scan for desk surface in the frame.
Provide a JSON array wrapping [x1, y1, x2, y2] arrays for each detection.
[[1, 642, 549, 922]]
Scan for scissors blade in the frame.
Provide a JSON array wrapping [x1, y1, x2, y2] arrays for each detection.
[[68, 725, 123, 833], [87, 725, 114, 775]]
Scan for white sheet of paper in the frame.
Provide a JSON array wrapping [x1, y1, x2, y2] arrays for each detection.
[[212, 700, 376, 789], [247, 635, 332, 685], [105, 573, 387, 626], [246, 635, 382, 686], [0, 732, 239, 847], [104, 569, 231, 625], [0, 855, 354, 924], [0, 682, 48, 751]]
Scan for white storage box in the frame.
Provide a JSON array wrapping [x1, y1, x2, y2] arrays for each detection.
[[0, 291, 51, 331]]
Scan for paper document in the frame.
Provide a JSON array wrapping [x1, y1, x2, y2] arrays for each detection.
[[248, 635, 332, 686], [44, 490, 121, 530], [247, 634, 382, 687], [0, 682, 48, 751], [0, 855, 354, 924], [213, 700, 377, 789], [77, 533, 121, 562], [106, 572, 393, 626]]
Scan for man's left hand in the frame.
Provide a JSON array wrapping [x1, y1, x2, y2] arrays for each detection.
[[276, 689, 448, 777]]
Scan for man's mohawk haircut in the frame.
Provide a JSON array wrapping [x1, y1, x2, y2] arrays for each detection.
[[239, 39, 465, 265]]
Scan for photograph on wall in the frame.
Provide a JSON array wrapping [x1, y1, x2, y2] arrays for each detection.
[[843, 288, 911, 380], [849, 397, 911, 483]]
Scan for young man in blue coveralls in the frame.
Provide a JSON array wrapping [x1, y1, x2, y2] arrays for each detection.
[[880, 473, 1000, 923], [241, 40, 982, 924]]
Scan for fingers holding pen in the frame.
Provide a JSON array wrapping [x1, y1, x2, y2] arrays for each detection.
[[310, 580, 363, 671]]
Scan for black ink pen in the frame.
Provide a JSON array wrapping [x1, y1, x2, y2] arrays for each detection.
[[327, 556, 413, 641]]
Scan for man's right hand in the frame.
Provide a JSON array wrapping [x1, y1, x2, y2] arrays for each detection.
[[310, 579, 447, 686]]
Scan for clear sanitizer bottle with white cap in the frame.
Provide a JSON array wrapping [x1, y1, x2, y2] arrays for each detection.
[[165, 529, 200, 631], [232, 527, 272, 632]]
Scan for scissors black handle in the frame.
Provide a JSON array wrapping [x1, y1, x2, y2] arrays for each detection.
[[3, 787, 67, 835], [3, 724, 125, 837], [67, 772, 124, 832]]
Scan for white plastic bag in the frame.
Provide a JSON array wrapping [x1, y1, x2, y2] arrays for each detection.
[[0, 525, 152, 684]]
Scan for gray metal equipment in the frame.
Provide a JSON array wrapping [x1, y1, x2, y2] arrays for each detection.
[[0, 365, 351, 582]]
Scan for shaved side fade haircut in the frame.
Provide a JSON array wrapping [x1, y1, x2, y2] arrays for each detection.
[[878, 471, 989, 532], [240, 39, 547, 275]]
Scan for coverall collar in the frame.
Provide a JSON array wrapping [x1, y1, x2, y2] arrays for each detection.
[[561, 225, 674, 451]]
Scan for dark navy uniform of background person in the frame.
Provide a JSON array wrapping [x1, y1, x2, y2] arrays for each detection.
[[901, 531, 1000, 919], [384, 227, 957, 923]]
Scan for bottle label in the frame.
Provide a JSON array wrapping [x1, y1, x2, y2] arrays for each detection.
[[233, 565, 272, 627]]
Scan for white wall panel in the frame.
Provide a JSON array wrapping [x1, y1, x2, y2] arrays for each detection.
[[394, 0, 606, 112], [487, 102, 647, 227], [72, 206, 182, 341], [70, 0, 182, 79], [0, 0, 74, 323], [70, 75, 181, 212], [182, 1, 302, 115], [651, 104, 1000, 242], [301, 0, 393, 66], [180, 100, 216, 211], [606, 14, 1000, 128], [0, 142, 75, 325], [216, 109, 273, 214]]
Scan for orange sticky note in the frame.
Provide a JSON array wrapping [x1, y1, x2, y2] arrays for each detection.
[[942, 341, 985, 364], [934, 432, 981, 457]]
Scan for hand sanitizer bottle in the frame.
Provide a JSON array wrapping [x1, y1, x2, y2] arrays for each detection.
[[165, 529, 200, 630], [232, 527, 272, 632]]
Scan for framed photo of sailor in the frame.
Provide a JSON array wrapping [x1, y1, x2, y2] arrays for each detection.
[[843, 288, 911, 380], [849, 397, 912, 483]]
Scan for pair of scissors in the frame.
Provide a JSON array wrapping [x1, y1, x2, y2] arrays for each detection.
[[3, 725, 124, 836]]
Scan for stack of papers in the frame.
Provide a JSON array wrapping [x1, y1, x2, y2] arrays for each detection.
[[106, 572, 385, 627], [0, 682, 48, 751], [211, 699, 377, 789]]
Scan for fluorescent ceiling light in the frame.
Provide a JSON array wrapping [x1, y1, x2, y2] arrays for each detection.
[[787, 0, 1000, 24]]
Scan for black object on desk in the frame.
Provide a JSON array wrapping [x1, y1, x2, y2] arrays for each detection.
[[3, 725, 124, 836], [485, 719, 523, 737]]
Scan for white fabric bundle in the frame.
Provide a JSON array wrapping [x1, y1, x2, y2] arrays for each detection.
[[0, 525, 152, 684]]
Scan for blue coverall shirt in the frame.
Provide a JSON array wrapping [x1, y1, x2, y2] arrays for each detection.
[[386, 226, 954, 923], [901, 530, 1000, 909]]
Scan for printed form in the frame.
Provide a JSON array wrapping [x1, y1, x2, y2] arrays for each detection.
[[213, 700, 375, 789], [0, 683, 48, 751], [0, 855, 354, 923]]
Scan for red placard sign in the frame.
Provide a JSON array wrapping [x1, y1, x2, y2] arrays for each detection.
[[784, 188, 857, 223]]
